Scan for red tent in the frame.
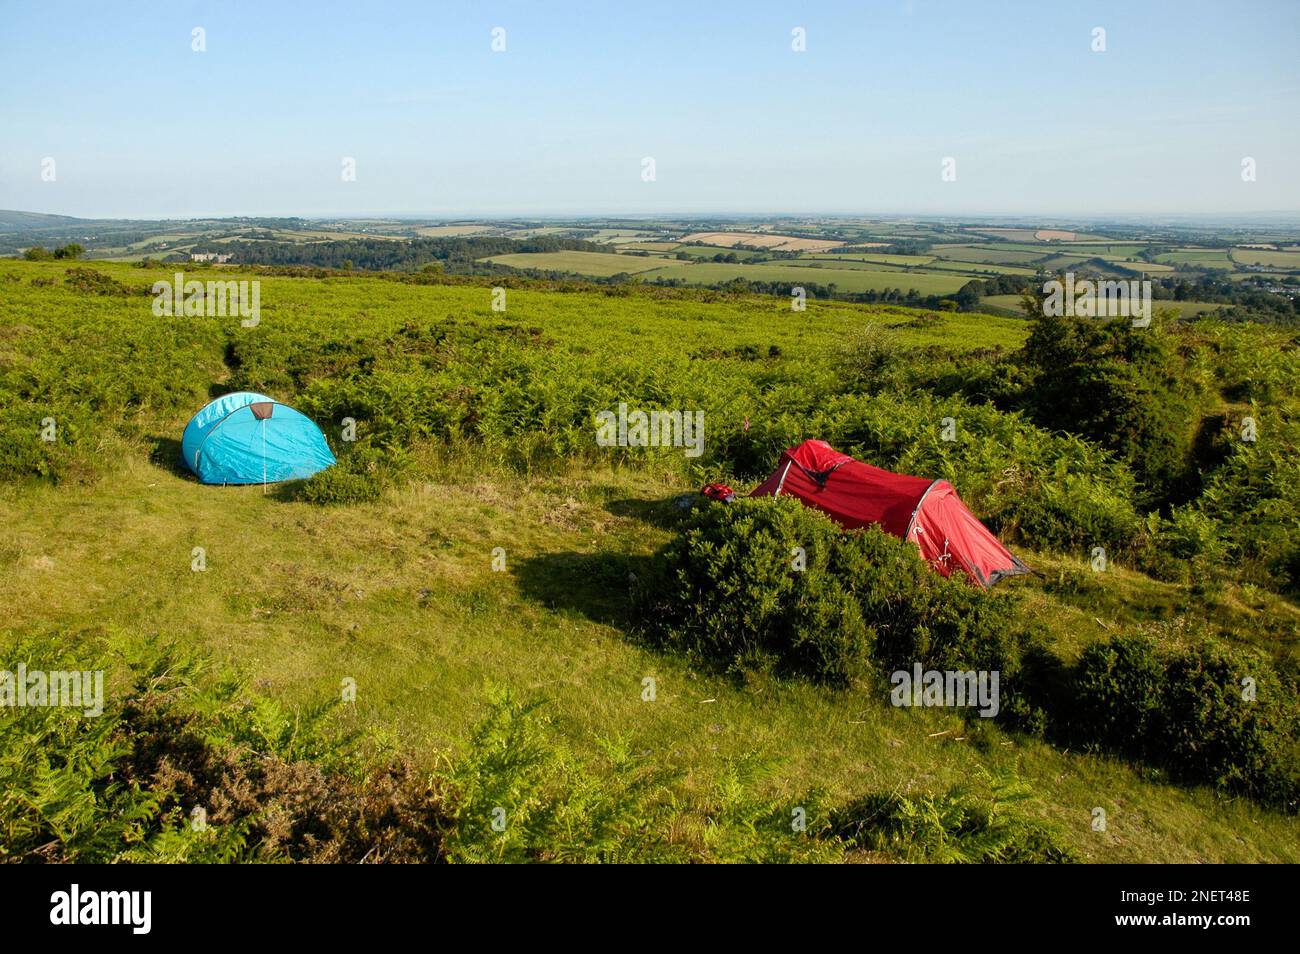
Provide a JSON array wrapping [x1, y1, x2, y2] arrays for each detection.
[[749, 439, 1028, 588]]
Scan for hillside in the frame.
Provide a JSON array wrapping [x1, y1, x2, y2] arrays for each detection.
[[1, 259, 1297, 863]]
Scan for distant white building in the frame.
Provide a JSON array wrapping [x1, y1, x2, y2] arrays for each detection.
[[190, 252, 233, 263]]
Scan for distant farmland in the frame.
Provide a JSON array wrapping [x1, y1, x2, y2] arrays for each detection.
[[931, 245, 1048, 265], [967, 227, 1109, 242], [1231, 248, 1300, 269], [482, 250, 667, 276], [980, 294, 1228, 318], [639, 261, 971, 294], [680, 231, 846, 252], [1154, 249, 1235, 268], [414, 225, 496, 237]]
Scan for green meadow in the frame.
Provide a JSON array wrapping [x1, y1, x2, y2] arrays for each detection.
[[637, 261, 971, 295], [482, 250, 667, 276]]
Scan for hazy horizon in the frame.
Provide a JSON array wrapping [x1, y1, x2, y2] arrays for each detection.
[[8, 208, 1300, 229], [3, 0, 1298, 219]]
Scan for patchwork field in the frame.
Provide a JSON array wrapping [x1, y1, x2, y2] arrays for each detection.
[[681, 231, 846, 252], [639, 261, 971, 294], [415, 225, 497, 237], [482, 251, 667, 276]]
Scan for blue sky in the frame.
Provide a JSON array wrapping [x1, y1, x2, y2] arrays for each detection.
[[2, 0, 1297, 218]]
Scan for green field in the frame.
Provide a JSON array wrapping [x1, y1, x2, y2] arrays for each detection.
[[1231, 248, 1300, 269], [483, 251, 667, 276], [621, 242, 681, 253], [1153, 249, 1235, 269], [674, 246, 763, 261], [931, 245, 1048, 265], [922, 259, 1041, 276], [806, 253, 937, 267], [638, 261, 971, 295]]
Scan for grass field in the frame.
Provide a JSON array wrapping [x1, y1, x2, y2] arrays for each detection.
[[806, 253, 938, 267], [680, 231, 845, 252], [463, 231, 1297, 306], [1231, 248, 1300, 269], [920, 260, 1042, 276], [2, 259, 1297, 863], [639, 261, 971, 295], [482, 251, 667, 276], [930, 245, 1048, 265], [1153, 249, 1235, 268], [5, 447, 1298, 863], [415, 225, 497, 237], [621, 242, 681, 252]]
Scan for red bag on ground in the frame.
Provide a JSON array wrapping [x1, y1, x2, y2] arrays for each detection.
[[701, 482, 736, 502]]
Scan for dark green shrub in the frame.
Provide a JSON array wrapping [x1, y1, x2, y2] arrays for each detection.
[[1066, 634, 1300, 809], [1015, 312, 1202, 508], [295, 443, 407, 505], [1160, 642, 1299, 806], [62, 266, 129, 295], [296, 464, 382, 505], [638, 497, 871, 683], [1069, 634, 1165, 751], [640, 498, 1022, 687]]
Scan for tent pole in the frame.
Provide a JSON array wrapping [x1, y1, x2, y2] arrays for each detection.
[[774, 459, 793, 495]]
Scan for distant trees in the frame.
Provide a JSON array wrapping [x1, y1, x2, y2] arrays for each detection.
[[192, 235, 609, 272], [24, 243, 84, 260]]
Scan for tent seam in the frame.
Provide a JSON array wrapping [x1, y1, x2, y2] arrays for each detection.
[[903, 478, 943, 541]]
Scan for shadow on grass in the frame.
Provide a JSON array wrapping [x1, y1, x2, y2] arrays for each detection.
[[605, 494, 703, 531], [148, 436, 315, 502], [513, 549, 660, 631], [148, 435, 193, 480]]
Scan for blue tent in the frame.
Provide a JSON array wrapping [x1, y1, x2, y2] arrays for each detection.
[[181, 392, 336, 485]]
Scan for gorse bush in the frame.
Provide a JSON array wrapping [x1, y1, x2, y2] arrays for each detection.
[[638, 497, 872, 683], [1015, 309, 1202, 509], [639, 498, 1023, 687], [293, 443, 407, 505], [1065, 634, 1300, 809]]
